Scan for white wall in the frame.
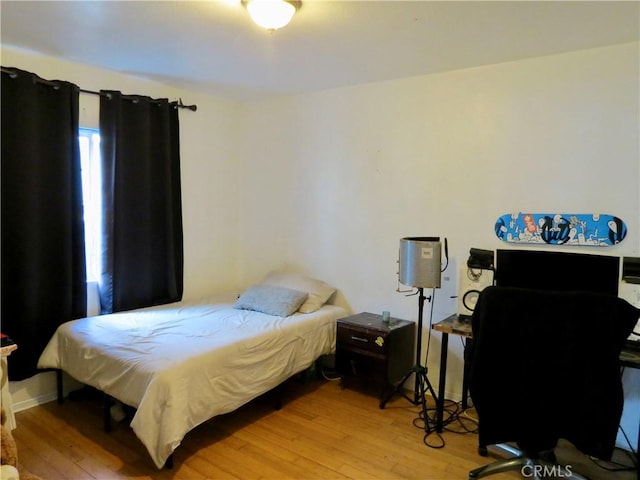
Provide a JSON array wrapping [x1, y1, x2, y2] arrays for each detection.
[[237, 43, 640, 449], [238, 43, 639, 303], [3, 42, 639, 451]]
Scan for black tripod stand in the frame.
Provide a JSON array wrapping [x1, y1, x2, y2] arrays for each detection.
[[380, 287, 439, 433]]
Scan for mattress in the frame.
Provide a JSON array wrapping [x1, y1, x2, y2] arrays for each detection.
[[38, 294, 346, 468]]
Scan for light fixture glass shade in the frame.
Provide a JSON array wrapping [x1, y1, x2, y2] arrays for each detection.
[[399, 237, 442, 288], [246, 0, 297, 30]]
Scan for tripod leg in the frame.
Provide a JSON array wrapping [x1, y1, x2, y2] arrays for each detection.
[[417, 369, 439, 433], [417, 372, 430, 432], [379, 367, 416, 408], [424, 375, 439, 406]]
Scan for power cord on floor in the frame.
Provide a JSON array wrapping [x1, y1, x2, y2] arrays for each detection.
[[411, 397, 479, 449], [586, 423, 637, 473], [324, 362, 636, 475], [441, 400, 479, 435], [616, 422, 637, 458], [441, 396, 637, 475], [413, 404, 444, 449], [588, 452, 636, 473]]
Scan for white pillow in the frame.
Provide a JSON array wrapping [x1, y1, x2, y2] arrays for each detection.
[[261, 271, 336, 313], [234, 284, 308, 317]]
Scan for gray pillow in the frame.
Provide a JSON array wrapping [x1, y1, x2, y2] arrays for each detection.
[[234, 284, 309, 317], [260, 271, 337, 313]]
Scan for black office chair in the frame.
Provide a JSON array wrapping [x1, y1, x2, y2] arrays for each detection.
[[467, 286, 639, 480]]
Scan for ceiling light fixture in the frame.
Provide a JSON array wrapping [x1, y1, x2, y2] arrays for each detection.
[[242, 0, 301, 31]]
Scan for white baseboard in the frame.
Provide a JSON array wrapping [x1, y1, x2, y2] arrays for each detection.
[[12, 392, 58, 413], [9, 370, 82, 415]]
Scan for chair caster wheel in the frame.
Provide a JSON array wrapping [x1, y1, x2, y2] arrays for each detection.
[[478, 446, 488, 456]]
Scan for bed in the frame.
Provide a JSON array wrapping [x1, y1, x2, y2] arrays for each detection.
[[37, 271, 346, 469]]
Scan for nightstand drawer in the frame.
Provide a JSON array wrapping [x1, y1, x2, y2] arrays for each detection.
[[337, 325, 389, 354]]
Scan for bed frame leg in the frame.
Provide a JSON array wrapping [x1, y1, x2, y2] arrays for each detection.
[[164, 454, 174, 469], [56, 369, 64, 404], [103, 394, 112, 432], [273, 384, 283, 410]]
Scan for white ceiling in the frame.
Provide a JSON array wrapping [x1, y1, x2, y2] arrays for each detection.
[[1, 1, 639, 101]]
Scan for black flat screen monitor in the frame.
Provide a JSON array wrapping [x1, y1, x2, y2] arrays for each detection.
[[495, 249, 620, 296]]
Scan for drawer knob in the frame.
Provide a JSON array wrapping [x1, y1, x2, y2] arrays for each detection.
[[351, 336, 368, 343]]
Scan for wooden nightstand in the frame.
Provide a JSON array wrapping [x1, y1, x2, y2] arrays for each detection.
[[335, 312, 415, 408]]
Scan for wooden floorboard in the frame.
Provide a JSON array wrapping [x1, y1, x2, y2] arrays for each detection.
[[11, 377, 637, 479]]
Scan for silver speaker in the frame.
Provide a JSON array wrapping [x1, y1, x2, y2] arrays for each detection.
[[399, 237, 442, 288], [457, 267, 494, 317]]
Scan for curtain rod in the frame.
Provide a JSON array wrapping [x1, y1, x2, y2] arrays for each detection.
[[1, 67, 197, 112]]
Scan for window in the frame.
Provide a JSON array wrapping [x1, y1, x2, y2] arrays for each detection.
[[78, 128, 101, 282]]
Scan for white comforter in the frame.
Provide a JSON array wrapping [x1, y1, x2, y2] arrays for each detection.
[[38, 295, 346, 468]]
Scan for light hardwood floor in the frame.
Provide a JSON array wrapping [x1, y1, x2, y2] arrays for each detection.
[[12, 377, 637, 480]]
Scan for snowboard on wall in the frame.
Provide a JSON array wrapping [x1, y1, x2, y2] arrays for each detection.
[[494, 213, 627, 247]]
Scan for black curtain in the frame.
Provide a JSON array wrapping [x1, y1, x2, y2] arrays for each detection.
[[1, 67, 87, 380], [99, 91, 183, 313]]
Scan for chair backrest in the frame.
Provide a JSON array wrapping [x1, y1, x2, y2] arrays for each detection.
[[468, 286, 639, 459]]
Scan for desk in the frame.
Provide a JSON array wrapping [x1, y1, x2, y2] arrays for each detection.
[[431, 314, 472, 433], [432, 313, 640, 478]]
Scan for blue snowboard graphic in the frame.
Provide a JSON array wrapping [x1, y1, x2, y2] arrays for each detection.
[[495, 213, 627, 247]]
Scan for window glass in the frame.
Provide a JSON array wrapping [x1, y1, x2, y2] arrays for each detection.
[[78, 128, 101, 282]]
